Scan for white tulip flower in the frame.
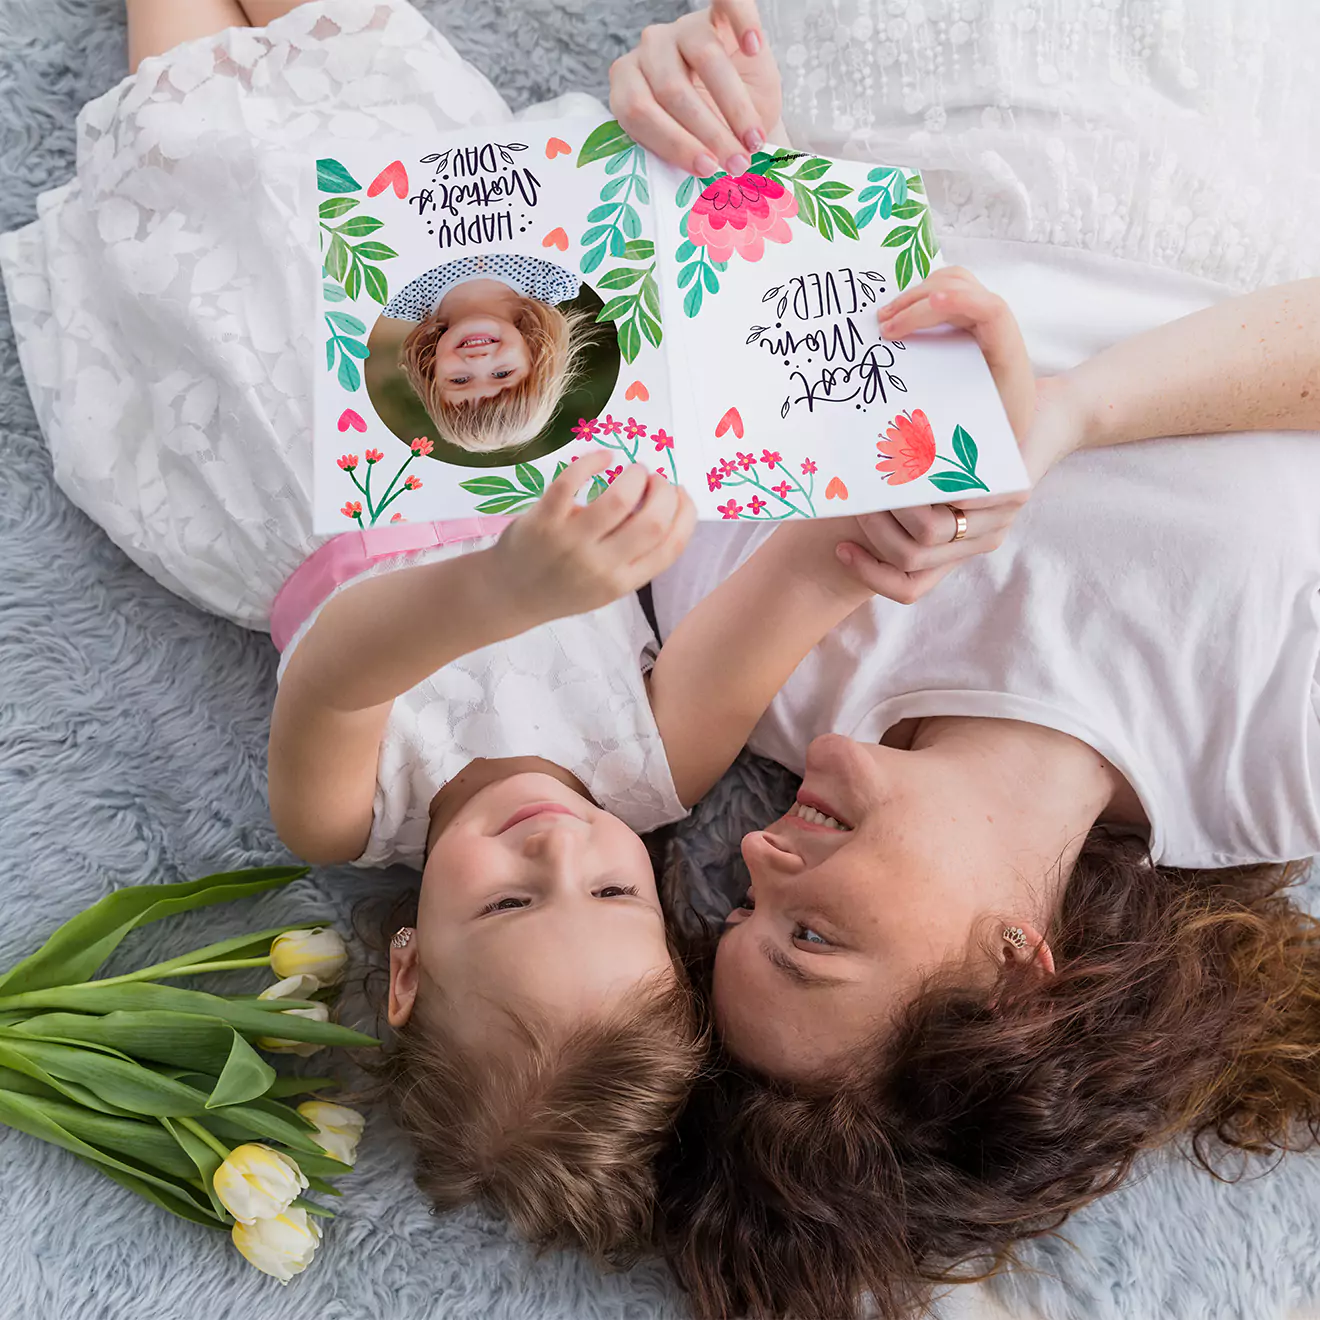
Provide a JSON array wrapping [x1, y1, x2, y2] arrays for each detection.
[[213, 1144, 308, 1225], [231, 1205, 323, 1283], [255, 977, 331, 1056], [270, 928, 348, 984], [296, 1101, 366, 1167]]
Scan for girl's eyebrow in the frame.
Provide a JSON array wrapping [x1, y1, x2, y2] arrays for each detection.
[[760, 939, 838, 988]]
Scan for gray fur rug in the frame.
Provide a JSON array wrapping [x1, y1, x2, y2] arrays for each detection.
[[1, 2, 1318, 1318]]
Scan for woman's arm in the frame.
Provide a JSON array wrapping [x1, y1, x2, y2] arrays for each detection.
[[648, 519, 872, 806], [269, 456, 693, 863], [1053, 277, 1320, 453]]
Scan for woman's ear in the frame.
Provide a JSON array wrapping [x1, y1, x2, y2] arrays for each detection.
[[998, 921, 1056, 979], [388, 929, 420, 1028]]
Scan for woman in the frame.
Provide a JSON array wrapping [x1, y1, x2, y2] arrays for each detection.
[[612, 4, 1320, 1318]]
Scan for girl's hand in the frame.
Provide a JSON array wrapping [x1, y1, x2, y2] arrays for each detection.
[[610, 2, 783, 178], [835, 267, 1061, 605], [490, 451, 696, 622]]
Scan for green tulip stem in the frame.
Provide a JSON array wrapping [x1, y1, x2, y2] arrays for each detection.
[[75, 956, 274, 991], [177, 1116, 232, 1162]]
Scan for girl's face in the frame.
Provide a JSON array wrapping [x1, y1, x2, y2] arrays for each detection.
[[388, 764, 674, 1044], [433, 315, 530, 404]]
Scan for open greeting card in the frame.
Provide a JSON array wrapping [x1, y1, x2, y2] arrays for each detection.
[[311, 116, 1028, 533]]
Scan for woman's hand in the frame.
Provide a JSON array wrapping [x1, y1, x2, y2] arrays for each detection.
[[489, 450, 696, 623], [610, 2, 783, 178], [835, 267, 1075, 605]]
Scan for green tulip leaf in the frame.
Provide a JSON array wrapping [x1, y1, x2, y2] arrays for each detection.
[[0, 867, 307, 998], [264, 1075, 338, 1100], [207, 1033, 276, 1109], [161, 1117, 230, 1219]]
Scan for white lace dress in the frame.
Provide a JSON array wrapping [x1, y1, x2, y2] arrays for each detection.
[[0, 0, 600, 631], [763, 0, 1320, 292]]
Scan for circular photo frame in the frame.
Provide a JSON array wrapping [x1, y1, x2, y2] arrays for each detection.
[[365, 260, 620, 469]]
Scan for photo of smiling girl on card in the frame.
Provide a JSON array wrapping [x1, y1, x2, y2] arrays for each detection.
[[381, 252, 597, 455]]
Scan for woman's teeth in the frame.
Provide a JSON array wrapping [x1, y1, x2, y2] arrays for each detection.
[[789, 802, 850, 831]]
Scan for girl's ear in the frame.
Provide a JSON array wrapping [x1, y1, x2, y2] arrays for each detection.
[[388, 929, 420, 1028]]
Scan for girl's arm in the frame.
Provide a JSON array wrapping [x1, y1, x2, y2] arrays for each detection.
[[269, 455, 693, 863], [1048, 277, 1320, 456], [648, 519, 873, 807]]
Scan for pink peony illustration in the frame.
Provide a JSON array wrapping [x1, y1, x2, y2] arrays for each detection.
[[686, 173, 799, 263], [875, 409, 936, 485]]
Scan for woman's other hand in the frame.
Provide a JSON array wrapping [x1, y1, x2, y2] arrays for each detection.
[[610, 2, 783, 178], [835, 268, 1088, 605], [491, 450, 696, 622]]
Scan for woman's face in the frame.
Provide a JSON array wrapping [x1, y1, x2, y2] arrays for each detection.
[[714, 732, 1019, 1081], [433, 314, 530, 404], [390, 767, 674, 1044]]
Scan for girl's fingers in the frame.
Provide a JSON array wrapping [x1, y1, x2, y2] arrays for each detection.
[[606, 470, 683, 561], [878, 284, 1002, 340], [637, 25, 748, 173], [579, 461, 650, 535], [609, 52, 718, 175], [633, 486, 698, 580], [677, 22, 766, 156], [543, 449, 611, 510], [712, 0, 765, 56], [876, 266, 976, 326]]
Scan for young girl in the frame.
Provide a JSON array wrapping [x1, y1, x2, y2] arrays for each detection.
[[0, 0, 895, 1266], [383, 253, 594, 455]]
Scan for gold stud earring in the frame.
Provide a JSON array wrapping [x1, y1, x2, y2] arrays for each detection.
[[1002, 926, 1027, 950], [391, 927, 414, 949]]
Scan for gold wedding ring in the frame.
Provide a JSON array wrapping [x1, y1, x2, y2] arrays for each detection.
[[947, 505, 968, 543]]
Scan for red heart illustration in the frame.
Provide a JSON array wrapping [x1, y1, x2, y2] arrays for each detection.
[[545, 136, 571, 159], [825, 476, 850, 501], [367, 160, 408, 199], [542, 227, 569, 251], [714, 407, 744, 440], [624, 380, 650, 402], [338, 408, 367, 433]]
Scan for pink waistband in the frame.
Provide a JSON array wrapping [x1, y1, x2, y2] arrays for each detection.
[[270, 516, 513, 652]]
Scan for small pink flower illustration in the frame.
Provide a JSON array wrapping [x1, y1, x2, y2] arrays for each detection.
[[717, 499, 745, 520], [411, 437, 434, 457], [719, 457, 737, 477], [801, 458, 818, 475], [404, 475, 422, 490], [337, 454, 358, 471], [605, 465, 624, 483], [341, 500, 362, 519], [772, 480, 792, 499], [599, 414, 623, 436], [736, 451, 756, 471], [747, 495, 767, 515], [364, 448, 384, 464], [875, 409, 937, 485], [625, 417, 647, 441], [761, 449, 782, 466], [687, 173, 799, 263], [707, 467, 724, 492], [391, 513, 404, 522], [652, 429, 674, 451], [572, 417, 601, 442]]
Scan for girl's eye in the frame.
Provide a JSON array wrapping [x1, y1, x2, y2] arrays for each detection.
[[492, 369, 513, 379], [792, 924, 830, 948], [595, 884, 640, 898], [480, 896, 529, 915], [448, 376, 471, 385]]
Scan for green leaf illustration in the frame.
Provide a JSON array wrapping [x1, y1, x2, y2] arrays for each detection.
[[459, 475, 518, 496], [352, 241, 398, 262], [597, 267, 645, 290], [951, 425, 978, 473], [855, 202, 880, 229], [881, 226, 917, 248], [326, 311, 366, 335], [337, 354, 361, 391], [337, 338, 370, 360], [318, 197, 359, 220], [587, 204, 616, 222], [581, 244, 608, 274], [815, 180, 852, 200], [623, 239, 654, 260], [475, 495, 533, 514], [316, 159, 361, 194], [363, 265, 389, 305], [928, 471, 987, 493], [676, 175, 697, 207], [322, 280, 347, 303], [325, 234, 350, 282], [515, 463, 545, 496], [795, 157, 831, 180], [890, 199, 925, 220], [597, 295, 636, 322], [577, 120, 636, 168], [333, 215, 384, 238], [895, 246, 915, 290], [639, 310, 662, 348], [343, 261, 362, 301], [618, 318, 641, 363], [683, 281, 704, 318]]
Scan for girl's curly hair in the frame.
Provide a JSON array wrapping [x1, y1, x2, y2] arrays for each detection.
[[657, 830, 1320, 1319]]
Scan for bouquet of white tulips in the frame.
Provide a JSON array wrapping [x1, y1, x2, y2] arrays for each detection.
[[0, 866, 377, 1283]]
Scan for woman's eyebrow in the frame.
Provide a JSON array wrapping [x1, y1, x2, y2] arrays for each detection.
[[760, 939, 838, 987]]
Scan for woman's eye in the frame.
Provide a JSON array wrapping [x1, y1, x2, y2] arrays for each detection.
[[738, 891, 755, 911], [480, 896, 529, 914], [595, 884, 639, 898], [792, 924, 830, 948]]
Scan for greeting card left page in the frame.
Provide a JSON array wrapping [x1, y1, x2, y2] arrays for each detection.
[[310, 117, 678, 535]]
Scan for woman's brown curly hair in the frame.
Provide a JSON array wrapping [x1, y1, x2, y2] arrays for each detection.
[[657, 830, 1320, 1320]]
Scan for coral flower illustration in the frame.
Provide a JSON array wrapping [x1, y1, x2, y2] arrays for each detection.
[[876, 409, 937, 484], [717, 499, 745, 519], [686, 173, 799, 263], [410, 437, 434, 457]]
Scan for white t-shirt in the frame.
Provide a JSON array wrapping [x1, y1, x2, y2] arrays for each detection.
[[277, 539, 687, 870], [653, 240, 1320, 870]]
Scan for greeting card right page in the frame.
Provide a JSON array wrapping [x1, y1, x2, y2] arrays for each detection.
[[651, 148, 1030, 520]]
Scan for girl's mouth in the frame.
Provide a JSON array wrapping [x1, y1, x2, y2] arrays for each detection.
[[457, 334, 499, 349]]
